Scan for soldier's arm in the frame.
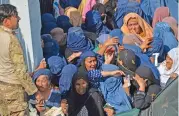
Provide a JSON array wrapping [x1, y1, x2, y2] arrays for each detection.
[[9, 36, 37, 95]]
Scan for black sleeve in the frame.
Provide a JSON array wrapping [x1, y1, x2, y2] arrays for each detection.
[[133, 84, 161, 110], [86, 91, 106, 116]]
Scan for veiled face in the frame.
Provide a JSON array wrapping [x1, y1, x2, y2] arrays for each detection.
[[127, 18, 142, 34], [75, 79, 88, 95], [166, 55, 173, 70]]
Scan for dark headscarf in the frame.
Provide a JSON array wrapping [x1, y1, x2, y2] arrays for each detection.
[[57, 15, 73, 33], [68, 71, 90, 115], [41, 22, 58, 34], [67, 27, 94, 52], [41, 13, 56, 24], [41, 34, 60, 60], [82, 10, 111, 36], [41, 13, 57, 34]]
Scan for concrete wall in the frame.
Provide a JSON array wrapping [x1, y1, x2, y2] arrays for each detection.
[[0, 0, 43, 72]]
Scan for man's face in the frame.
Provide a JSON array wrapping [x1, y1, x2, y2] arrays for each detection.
[[9, 15, 20, 29], [3, 15, 20, 30]]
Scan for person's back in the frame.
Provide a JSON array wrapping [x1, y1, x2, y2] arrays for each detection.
[[0, 4, 37, 116]]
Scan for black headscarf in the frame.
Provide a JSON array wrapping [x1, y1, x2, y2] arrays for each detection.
[[68, 71, 90, 115]]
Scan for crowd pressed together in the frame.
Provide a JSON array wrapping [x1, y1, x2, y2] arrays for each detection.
[[0, 0, 178, 116]]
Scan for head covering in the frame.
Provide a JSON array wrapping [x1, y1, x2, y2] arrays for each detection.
[[152, 7, 170, 28], [114, 0, 151, 29], [83, 10, 110, 36], [162, 17, 178, 40], [50, 27, 67, 46], [154, 22, 178, 61], [64, 7, 82, 27], [92, 3, 105, 15], [78, 0, 96, 21], [121, 13, 153, 41], [77, 51, 97, 67], [47, 56, 67, 76], [109, 29, 124, 44], [41, 13, 56, 24], [68, 70, 90, 115], [56, 15, 73, 33], [67, 27, 94, 52], [41, 22, 58, 34], [33, 69, 52, 81], [59, 64, 78, 94], [96, 34, 109, 44], [100, 64, 132, 113], [41, 13, 57, 34], [118, 49, 137, 72], [41, 34, 60, 60], [135, 65, 159, 85], [122, 34, 142, 45], [158, 47, 179, 85]]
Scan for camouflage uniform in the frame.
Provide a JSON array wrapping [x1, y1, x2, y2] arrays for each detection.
[[0, 26, 37, 116]]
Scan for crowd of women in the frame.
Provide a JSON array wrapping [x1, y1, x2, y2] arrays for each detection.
[[29, 0, 179, 115]]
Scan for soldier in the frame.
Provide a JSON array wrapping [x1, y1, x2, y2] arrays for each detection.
[[0, 4, 37, 116]]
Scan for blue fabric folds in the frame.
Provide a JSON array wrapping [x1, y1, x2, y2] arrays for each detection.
[[154, 22, 178, 62], [145, 36, 164, 57], [140, 0, 178, 21], [114, 0, 151, 29], [59, 64, 78, 94], [82, 10, 111, 36], [67, 27, 94, 52], [109, 29, 124, 44], [47, 56, 67, 76], [41, 34, 60, 60], [96, 34, 109, 44], [140, 0, 161, 18], [100, 64, 132, 113]]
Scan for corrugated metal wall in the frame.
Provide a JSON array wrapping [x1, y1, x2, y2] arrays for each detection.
[[0, 0, 9, 4]]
